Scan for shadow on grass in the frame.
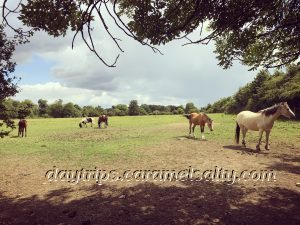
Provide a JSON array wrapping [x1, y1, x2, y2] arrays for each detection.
[[273, 154, 300, 163], [1, 181, 299, 225], [222, 145, 265, 155], [10, 135, 20, 138], [267, 162, 300, 175]]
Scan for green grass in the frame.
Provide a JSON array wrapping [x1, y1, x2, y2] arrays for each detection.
[[1, 114, 299, 165], [0, 116, 185, 165]]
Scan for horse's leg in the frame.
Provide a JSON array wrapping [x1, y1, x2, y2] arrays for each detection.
[[189, 122, 192, 136], [200, 125, 205, 140], [192, 124, 196, 138], [242, 127, 247, 147], [256, 129, 263, 151], [265, 130, 271, 150]]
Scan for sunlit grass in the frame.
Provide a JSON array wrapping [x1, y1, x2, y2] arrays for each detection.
[[1, 114, 299, 165]]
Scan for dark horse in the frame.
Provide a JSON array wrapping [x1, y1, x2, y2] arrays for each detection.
[[18, 119, 27, 137], [98, 115, 108, 128]]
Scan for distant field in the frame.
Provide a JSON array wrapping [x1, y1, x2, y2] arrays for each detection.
[[1, 114, 299, 166]]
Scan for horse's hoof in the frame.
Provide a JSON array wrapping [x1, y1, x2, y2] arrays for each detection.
[[256, 145, 261, 151], [242, 141, 246, 147], [265, 145, 270, 150]]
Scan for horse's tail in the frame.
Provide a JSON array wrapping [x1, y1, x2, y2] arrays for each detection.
[[183, 114, 191, 119], [235, 122, 240, 144]]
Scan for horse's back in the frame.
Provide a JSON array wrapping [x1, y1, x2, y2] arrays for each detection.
[[18, 119, 27, 127], [237, 111, 261, 131], [189, 113, 204, 125]]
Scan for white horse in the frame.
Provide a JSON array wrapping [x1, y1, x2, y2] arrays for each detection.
[[235, 102, 295, 151], [79, 117, 95, 128]]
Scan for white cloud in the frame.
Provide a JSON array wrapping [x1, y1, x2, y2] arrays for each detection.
[[10, 6, 257, 107], [14, 82, 195, 107]]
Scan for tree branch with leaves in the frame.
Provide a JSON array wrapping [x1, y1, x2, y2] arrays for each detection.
[[1, 0, 299, 69]]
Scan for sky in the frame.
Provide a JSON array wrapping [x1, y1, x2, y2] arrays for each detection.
[[5, 1, 257, 108]]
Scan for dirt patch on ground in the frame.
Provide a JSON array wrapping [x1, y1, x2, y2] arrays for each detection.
[[0, 136, 299, 225]]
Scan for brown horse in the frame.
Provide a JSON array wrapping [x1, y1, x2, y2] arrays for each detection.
[[18, 119, 27, 137], [184, 113, 213, 139], [98, 115, 108, 128]]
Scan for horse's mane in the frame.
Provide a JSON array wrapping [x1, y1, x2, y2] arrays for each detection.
[[203, 113, 212, 122], [259, 104, 279, 116]]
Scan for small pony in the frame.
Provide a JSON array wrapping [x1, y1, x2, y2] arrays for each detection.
[[79, 117, 94, 128], [98, 115, 108, 128], [18, 119, 27, 137], [184, 113, 213, 139], [235, 102, 295, 151]]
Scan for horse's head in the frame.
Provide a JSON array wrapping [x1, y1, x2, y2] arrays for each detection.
[[207, 117, 214, 131], [279, 102, 295, 119]]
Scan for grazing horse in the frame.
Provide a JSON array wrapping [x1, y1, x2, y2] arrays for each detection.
[[79, 117, 94, 128], [235, 102, 295, 151], [184, 113, 213, 139], [98, 115, 108, 128], [18, 119, 27, 137]]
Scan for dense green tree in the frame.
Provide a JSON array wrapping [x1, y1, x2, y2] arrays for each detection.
[[203, 97, 232, 113], [205, 65, 300, 117], [18, 99, 35, 118], [140, 104, 151, 114], [82, 105, 98, 117], [0, 25, 19, 137], [128, 100, 140, 116], [139, 107, 148, 115], [106, 108, 116, 117], [177, 107, 185, 115], [113, 104, 128, 116], [94, 105, 104, 116], [48, 99, 64, 118], [63, 102, 81, 118], [0, 25, 19, 100], [185, 102, 199, 114], [38, 99, 49, 117]]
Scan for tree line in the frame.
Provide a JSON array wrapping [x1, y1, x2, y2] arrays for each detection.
[[1, 99, 202, 119], [201, 64, 300, 118]]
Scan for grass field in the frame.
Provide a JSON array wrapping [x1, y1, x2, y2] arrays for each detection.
[[1, 114, 300, 225], [1, 114, 299, 162]]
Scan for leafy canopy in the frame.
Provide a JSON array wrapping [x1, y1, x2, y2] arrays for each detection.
[[1, 0, 299, 69]]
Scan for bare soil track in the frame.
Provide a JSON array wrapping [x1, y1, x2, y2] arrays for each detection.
[[0, 136, 299, 225]]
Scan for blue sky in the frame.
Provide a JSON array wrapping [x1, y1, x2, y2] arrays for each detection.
[[8, 3, 257, 108], [16, 56, 57, 85]]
